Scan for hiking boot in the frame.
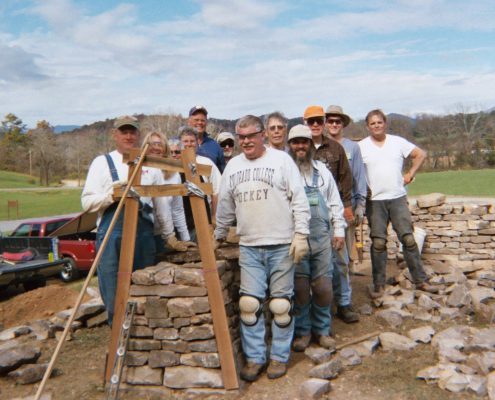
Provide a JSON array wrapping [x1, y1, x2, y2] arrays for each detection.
[[416, 281, 440, 294], [336, 305, 360, 323], [240, 362, 265, 382], [267, 360, 288, 379], [315, 334, 336, 351], [369, 284, 385, 299], [292, 335, 311, 352]]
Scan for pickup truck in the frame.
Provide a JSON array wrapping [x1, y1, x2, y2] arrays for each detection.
[[0, 237, 65, 291], [10, 212, 97, 282]]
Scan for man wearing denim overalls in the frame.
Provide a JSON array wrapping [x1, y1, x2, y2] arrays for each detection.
[[287, 125, 346, 352], [82, 116, 172, 326]]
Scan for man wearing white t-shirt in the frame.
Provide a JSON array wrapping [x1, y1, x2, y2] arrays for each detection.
[[359, 109, 438, 298]]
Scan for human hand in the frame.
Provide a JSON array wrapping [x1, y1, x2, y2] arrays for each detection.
[[332, 236, 345, 250], [403, 172, 415, 185], [343, 206, 355, 224], [354, 204, 365, 226]]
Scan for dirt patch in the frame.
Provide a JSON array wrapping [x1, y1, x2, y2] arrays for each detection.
[[0, 284, 88, 328]]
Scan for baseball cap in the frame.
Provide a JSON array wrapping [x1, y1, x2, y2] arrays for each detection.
[[288, 124, 313, 142], [114, 115, 139, 130], [325, 105, 351, 127], [303, 106, 325, 120], [216, 132, 235, 143], [189, 106, 208, 117]]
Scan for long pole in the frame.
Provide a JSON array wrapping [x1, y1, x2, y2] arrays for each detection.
[[34, 144, 150, 400]]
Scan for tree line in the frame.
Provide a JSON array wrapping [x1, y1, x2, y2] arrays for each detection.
[[0, 107, 494, 186]]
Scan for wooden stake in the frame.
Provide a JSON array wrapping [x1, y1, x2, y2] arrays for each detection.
[[335, 330, 381, 350], [34, 144, 150, 400], [181, 148, 239, 390]]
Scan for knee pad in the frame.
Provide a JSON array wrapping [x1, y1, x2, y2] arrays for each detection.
[[269, 297, 292, 328], [311, 275, 332, 307], [372, 237, 387, 252], [294, 277, 311, 305], [239, 295, 262, 326], [402, 233, 417, 251]]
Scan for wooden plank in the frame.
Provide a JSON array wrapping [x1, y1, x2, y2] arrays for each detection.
[[105, 163, 141, 383], [123, 150, 212, 176], [113, 183, 213, 198], [181, 148, 239, 390]]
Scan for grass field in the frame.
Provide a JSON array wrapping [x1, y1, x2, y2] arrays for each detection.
[[0, 170, 40, 189], [408, 168, 495, 197]]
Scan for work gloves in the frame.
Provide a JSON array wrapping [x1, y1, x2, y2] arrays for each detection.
[[354, 204, 365, 226], [166, 235, 194, 252], [289, 233, 309, 264]]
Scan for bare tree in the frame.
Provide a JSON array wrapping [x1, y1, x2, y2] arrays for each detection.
[[28, 121, 61, 186]]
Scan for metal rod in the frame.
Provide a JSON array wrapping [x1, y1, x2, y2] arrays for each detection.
[[33, 144, 150, 400]]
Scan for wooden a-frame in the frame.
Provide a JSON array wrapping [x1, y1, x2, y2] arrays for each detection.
[[105, 147, 238, 390]]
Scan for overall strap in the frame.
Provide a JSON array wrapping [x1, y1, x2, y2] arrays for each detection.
[[104, 153, 119, 182], [311, 165, 319, 187]]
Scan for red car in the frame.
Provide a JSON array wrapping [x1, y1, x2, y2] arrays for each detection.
[[10, 212, 97, 282]]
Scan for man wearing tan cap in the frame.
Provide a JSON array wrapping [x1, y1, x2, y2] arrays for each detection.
[[81, 116, 175, 326], [216, 131, 236, 165], [287, 124, 346, 352]]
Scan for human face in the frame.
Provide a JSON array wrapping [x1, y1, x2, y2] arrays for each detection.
[[220, 139, 235, 158], [181, 134, 197, 149], [113, 126, 139, 154], [305, 117, 324, 138], [289, 138, 311, 162], [367, 114, 387, 141], [237, 126, 265, 160], [188, 112, 207, 134], [266, 118, 287, 149], [170, 144, 181, 159], [326, 117, 344, 138], [148, 135, 165, 156]]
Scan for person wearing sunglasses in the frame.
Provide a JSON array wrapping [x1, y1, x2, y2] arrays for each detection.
[[141, 131, 195, 255], [265, 111, 289, 151], [287, 124, 345, 353], [216, 131, 236, 165], [168, 138, 181, 160], [214, 115, 310, 382]]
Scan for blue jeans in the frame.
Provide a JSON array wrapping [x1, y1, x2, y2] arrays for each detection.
[[239, 244, 294, 364], [331, 244, 352, 307], [366, 196, 427, 286], [96, 206, 156, 326]]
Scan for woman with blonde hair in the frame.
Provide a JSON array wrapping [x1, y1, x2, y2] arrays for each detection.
[[142, 131, 195, 253]]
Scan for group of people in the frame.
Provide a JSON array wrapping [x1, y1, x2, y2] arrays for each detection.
[[81, 104, 438, 381]]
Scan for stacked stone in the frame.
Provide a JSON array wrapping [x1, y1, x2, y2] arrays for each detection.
[[123, 248, 240, 393]]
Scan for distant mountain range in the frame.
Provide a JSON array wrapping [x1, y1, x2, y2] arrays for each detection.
[[53, 125, 81, 133]]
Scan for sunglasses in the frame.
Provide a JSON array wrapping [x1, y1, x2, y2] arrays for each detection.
[[268, 125, 285, 132], [220, 140, 235, 148], [307, 117, 324, 126], [171, 150, 181, 155], [326, 118, 343, 125]]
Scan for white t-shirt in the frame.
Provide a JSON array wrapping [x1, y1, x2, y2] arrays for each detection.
[[358, 134, 415, 201]]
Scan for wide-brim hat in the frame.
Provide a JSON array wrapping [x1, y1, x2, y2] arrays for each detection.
[[325, 105, 351, 127], [288, 124, 313, 142], [114, 115, 139, 130]]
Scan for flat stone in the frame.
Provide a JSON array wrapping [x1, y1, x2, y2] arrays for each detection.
[[429, 262, 454, 275], [439, 307, 461, 320], [487, 371, 495, 399], [355, 337, 380, 357], [467, 327, 495, 351], [180, 352, 220, 368], [130, 326, 153, 338], [469, 287, 495, 306], [446, 284, 471, 308], [179, 324, 214, 341], [190, 313, 213, 325], [417, 294, 441, 311], [153, 328, 179, 340], [28, 320, 55, 340], [417, 193, 446, 208], [188, 339, 218, 353], [338, 347, 362, 366], [439, 371, 470, 392], [438, 347, 467, 363], [173, 317, 191, 329], [300, 378, 331, 400], [412, 310, 433, 322], [125, 365, 163, 385], [376, 309, 403, 328], [148, 350, 180, 368], [86, 311, 108, 327], [128, 339, 161, 351], [7, 363, 57, 384], [130, 284, 207, 298], [432, 325, 472, 349], [0, 326, 31, 341], [416, 363, 458, 381], [467, 375, 487, 396], [174, 268, 205, 287], [148, 318, 173, 328], [163, 366, 223, 389], [308, 358, 343, 379], [167, 297, 210, 318], [131, 263, 175, 285], [144, 298, 169, 319], [408, 326, 435, 343], [357, 304, 373, 315], [0, 344, 41, 375], [379, 332, 417, 351], [125, 351, 148, 366], [161, 339, 189, 353], [304, 347, 334, 364]]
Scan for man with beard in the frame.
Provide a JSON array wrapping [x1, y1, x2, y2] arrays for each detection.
[[215, 115, 310, 381], [287, 125, 346, 351], [216, 131, 236, 165]]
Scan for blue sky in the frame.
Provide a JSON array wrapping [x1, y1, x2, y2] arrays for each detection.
[[1, 0, 494, 127]]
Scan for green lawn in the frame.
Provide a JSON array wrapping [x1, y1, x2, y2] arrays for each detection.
[[0, 189, 83, 220], [0, 170, 40, 188], [408, 168, 495, 197]]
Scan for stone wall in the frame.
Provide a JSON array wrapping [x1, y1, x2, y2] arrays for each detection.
[[122, 246, 240, 395]]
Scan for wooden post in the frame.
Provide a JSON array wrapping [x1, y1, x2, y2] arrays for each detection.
[[181, 148, 239, 390], [105, 161, 141, 382]]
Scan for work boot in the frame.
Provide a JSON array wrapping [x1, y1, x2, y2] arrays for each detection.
[[416, 281, 440, 294], [369, 284, 385, 299], [267, 360, 288, 379], [336, 305, 360, 323], [240, 362, 265, 382], [315, 335, 336, 351], [292, 335, 311, 352]]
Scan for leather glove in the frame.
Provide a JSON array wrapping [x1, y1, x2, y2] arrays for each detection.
[[183, 241, 197, 248], [354, 204, 365, 226], [343, 206, 355, 224], [289, 233, 309, 264], [166, 235, 188, 252], [213, 237, 225, 250]]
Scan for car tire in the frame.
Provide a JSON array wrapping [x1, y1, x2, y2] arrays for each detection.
[[60, 257, 80, 282]]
